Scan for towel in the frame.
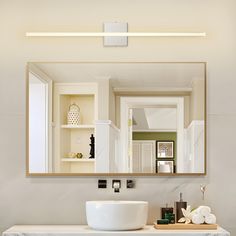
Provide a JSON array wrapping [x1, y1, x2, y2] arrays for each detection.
[[197, 206, 211, 217], [205, 213, 216, 224], [192, 213, 205, 224]]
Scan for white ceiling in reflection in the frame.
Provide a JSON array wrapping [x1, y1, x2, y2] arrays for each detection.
[[132, 107, 177, 131], [35, 62, 205, 88]]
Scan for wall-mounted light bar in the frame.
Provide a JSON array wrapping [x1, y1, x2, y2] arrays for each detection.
[[26, 32, 206, 37]]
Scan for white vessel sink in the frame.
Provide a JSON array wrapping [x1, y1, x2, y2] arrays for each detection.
[[86, 201, 148, 231]]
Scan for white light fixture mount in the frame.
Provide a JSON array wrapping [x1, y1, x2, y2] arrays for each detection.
[[103, 22, 128, 47]]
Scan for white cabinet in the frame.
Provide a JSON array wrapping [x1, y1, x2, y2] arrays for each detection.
[[132, 141, 156, 173]]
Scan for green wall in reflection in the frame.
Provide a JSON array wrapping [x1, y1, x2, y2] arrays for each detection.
[[132, 132, 177, 160]]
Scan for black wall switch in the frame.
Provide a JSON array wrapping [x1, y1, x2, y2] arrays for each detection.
[[98, 179, 107, 188]]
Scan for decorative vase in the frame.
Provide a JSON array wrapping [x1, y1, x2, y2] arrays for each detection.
[[67, 103, 80, 125]]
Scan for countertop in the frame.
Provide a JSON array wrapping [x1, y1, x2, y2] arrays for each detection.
[[2, 225, 230, 236]]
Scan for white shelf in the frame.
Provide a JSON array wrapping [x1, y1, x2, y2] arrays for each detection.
[[61, 158, 95, 162], [61, 124, 95, 129]]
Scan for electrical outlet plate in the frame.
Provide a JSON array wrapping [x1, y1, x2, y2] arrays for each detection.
[[103, 22, 128, 47]]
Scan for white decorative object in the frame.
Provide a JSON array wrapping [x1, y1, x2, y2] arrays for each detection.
[[86, 200, 148, 231], [191, 206, 217, 225], [67, 103, 80, 125], [178, 205, 193, 224], [192, 213, 205, 225], [197, 206, 211, 217], [205, 214, 217, 224]]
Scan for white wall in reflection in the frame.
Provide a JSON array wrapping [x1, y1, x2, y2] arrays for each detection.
[[29, 73, 48, 173]]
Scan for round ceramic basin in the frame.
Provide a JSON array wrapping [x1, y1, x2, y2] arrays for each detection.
[[86, 200, 148, 231]]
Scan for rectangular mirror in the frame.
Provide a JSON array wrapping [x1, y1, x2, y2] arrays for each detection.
[[27, 62, 206, 176]]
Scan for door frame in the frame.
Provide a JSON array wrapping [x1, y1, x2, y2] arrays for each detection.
[[28, 64, 53, 173], [120, 96, 184, 173]]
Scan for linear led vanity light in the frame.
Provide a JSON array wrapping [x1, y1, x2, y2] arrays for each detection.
[[26, 32, 206, 37]]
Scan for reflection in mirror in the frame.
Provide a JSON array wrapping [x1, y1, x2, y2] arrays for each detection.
[[28, 71, 52, 173], [27, 62, 206, 175], [132, 107, 177, 173]]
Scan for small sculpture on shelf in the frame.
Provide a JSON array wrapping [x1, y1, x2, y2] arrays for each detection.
[[76, 153, 83, 159], [89, 134, 95, 159]]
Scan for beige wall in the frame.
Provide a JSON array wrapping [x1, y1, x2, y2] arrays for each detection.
[[0, 0, 236, 234]]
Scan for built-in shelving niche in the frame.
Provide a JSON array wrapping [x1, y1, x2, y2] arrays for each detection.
[[57, 93, 96, 173]]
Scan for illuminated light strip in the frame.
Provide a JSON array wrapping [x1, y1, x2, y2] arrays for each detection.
[[26, 32, 206, 37]]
